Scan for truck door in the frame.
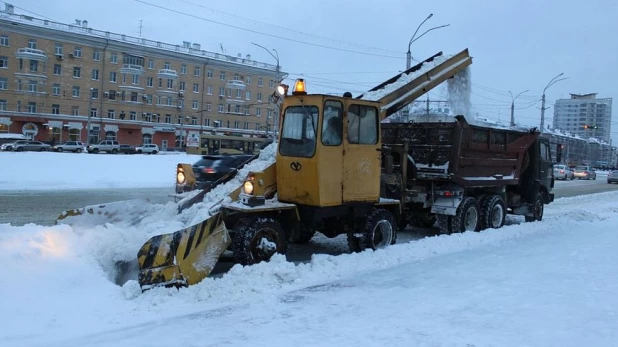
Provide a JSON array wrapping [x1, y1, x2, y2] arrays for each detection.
[[342, 103, 381, 202], [539, 139, 554, 190]]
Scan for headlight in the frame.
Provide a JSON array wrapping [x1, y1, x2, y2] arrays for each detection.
[[177, 171, 186, 184], [243, 181, 254, 195]]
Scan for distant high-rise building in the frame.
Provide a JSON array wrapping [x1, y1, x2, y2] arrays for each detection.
[[553, 93, 612, 143]]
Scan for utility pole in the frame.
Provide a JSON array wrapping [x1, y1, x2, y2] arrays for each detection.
[[540, 73, 568, 134], [86, 87, 93, 144], [509, 89, 529, 127], [251, 42, 280, 140]]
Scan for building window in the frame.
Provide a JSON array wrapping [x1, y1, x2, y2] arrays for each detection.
[[236, 89, 242, 98], [220, 71, 226, 81], [132, 74, 139, 85], [0, 99, 6, 111], [16, 79, 22, 91], [28, 80, 37, 92], [71, 106, 79, 115], [147, 77, 153, 87], [165, 114, 172, 123], [192, 100, 198, 110], [29, 60, 38, 72], [179, 81, 186, 91], [73, 47, 82, 58], [245, 90, 251, 100], [181, 64, 187, 74], [164, 61, 171, 69], [148, 59, 154, 69], [91, 88, 99, 99], [0, 56, 7, 68], [244, 107, 250, 115], [219, 87, 225, 96], [54, 64, 61, 75], [269, 80, 275, 88], [130, 111, 137, 121], [108, 109, 115, 119], [28, 39, 36, 49], [207, 69, 213, 78], [218, 104, 224, 113], [256, 108, 262, 117], [206, 85, 213, 95], [0, 35, 8, 46], [93, 50, 100, 61], [27, 102, 36, 113], [73, 67, 81, 78], [206, 103, 211, 112], [105, 131, 117, 141], [72, 86, 80, 97], [109, 71, 117, 83], [110, 52, 118, 64], [257, 92, 262, 101], [52, 104, 60, 114], [167, 79, 173, 89], [0, 78, 6, 90], [52, 84, 60, 95], [246, 76, 251, 85], [92, 69, 99, 80], [258, 78, 263, 87], [194, 66, 201, 77], [204, 118, 210, 126], [90, 108, 98, 117], [193, 83, 199, 93]]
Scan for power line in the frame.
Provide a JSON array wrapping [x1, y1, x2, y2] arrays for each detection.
[[179, 0, 403, 55], [133, 0, 404, 60]]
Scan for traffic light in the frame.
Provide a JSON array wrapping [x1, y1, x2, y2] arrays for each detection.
[[556, 144, 563, 162]]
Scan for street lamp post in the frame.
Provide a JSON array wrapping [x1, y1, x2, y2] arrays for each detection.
[[509, 89, 529, 126], [251, 42, 280, 140], [86, 87, 93, 144], [540, 73, 568, 134]]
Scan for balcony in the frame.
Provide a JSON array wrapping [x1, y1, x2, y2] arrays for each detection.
[[157, 69, 178, 79], [226, 98, 245, 104], [225, 79, 246, 91], [119, 64, 145, 75], [15, 48, 48, 61]]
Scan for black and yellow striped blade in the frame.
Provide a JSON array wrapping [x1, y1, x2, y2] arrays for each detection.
[[137, 212, 230, 289]]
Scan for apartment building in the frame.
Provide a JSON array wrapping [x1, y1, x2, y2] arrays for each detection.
[[552, 93, 613, 143], [0, 4, 285, 148]]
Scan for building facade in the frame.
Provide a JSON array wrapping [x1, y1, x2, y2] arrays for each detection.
[[552, 93, 613, 143], [0, 5, 285, 149]]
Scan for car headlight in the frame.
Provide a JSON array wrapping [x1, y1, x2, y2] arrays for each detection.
[[243, 180, 254, 195], [177, 171, 186, 184]]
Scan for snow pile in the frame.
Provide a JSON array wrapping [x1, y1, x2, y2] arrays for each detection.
[[359, 54, 452, 102], [0, 151, 198, 190]]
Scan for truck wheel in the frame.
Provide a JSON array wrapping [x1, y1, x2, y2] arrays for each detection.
[[525, 192, 544, 222], [287, 225, 316, 244], [436, 214, 453, 234], [347, 209, 396, 253], [232, 217, 287, 265], [480, 195, 506, 230], [451, 197, 481, 232]]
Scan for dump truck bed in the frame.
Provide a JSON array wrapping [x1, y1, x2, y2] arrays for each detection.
[[381, 116, 539, 187]]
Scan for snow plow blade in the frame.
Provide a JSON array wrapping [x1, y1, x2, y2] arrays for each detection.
[[137, 212, 230, 290], [55, 199, 156, 227]]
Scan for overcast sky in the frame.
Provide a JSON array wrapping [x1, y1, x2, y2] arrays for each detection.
[[9, 0, 618, 142]]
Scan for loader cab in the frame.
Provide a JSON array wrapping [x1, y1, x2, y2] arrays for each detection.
[[275, 79, 383, 207]]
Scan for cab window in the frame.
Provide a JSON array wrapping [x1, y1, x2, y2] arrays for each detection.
[[321, 100, 343, 146], [279, 105, 319, 158], [347, 104, 378, 145]]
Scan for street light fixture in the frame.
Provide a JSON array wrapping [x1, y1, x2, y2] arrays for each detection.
[[509, 89, 529, 126], [406, 14, 450, 69], [540, 73, 568, 133], [251, 42, 280, 140]]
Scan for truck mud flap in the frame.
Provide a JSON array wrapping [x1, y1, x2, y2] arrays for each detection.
[[430, 196, 462, 216], [137, 212, 231, 290]]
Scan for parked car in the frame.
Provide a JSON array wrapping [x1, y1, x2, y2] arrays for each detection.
[[118, 144, 137, 154], [52, 141, 86, 153], [608, 170, 618, 184], [13, 141, 51, 152], [1, 140, 28, 151], [573, 165, 597, 180], [177, 154, 255, 193], [553, 164, 574, 180], [136, 144, 159, 154], [87, 140, 120, 154]]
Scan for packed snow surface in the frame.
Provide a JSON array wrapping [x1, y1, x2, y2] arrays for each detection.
[[1, 143, 618, 346]]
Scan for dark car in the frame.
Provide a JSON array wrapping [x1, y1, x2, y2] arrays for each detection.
[[179, 154, 255, 193], [118, 144, 137, 154]]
